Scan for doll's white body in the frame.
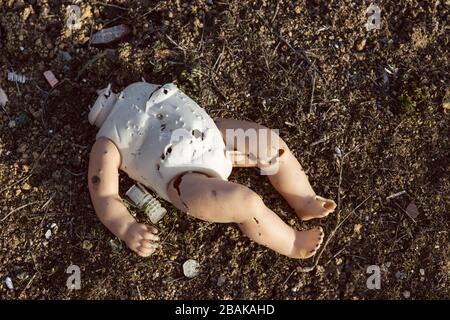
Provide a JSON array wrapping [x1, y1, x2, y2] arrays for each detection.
[[88, 82, 232, 202]]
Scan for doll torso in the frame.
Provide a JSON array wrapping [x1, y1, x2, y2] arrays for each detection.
[[95, 82, 232, 202]]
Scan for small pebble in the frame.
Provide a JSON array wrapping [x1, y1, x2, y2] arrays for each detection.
[[82, 240, 93, 250], [45, 229, 52, 239], [355, 38, 367, 51], [403, 290, 411, 299], [43, 70, 58, 88], [0, 87, 8, 107], [21, 182, 31, 190], [217, 275, 226, 287], [5, 277, 14, 290], [182, 259, 200, 278], [90, 24, 131, 45], [419, 268, 425, 276]]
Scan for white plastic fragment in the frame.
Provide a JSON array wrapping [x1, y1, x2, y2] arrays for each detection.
[[0, 87, 8, 107], [5, 277, 13, 290], [405, 201, 419, 219], [45, 223, 58, 239], [43, 70, 58, 88], [7, 72, 26, 83], [66, 5, 81, 30], [217, 275, 226, 287], [386, 190, 407, 200], [125, 184, 167, 224], [365, 4, 381, 31], [90, 24, 131, 45], [45, 229, 52, 239], [182, 259, 201, 278]]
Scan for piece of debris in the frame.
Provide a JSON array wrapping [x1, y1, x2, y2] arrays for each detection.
[[355, 38, 366, 51], [44, 223, 58, 239], [90, 24, 131, 46], [109, 238, 122, 251], [5, 277, 14, 290], [334, 147, 342, 157], [126, 184, 167, 224], [182, 259, 201, 278], [443, 87, 450, 110], [82, 240, 93, 250], [217, 275, 226, 287], [395, 271, 407, 280], [354, 224, 362, 234], [403, 290, 411, 299], [7, 72, 27, 83], [384, 64, 398, 75], [405, 201, 420, 219], [66, 5, 81, 30], [15, 113, 31, 126], [59, 51, 72, 62], [22, 5, 34, 21], [0, 25, 3, 48], [8, 120, 16, 128], [21, 182, 31, 190], [365, 3, 381, 31], [43, 70, 58, 88], [16, 272, 29, 281], [386, 190, 407, 200], [0, 87, 8, 107], [419, 268, 425, 276]]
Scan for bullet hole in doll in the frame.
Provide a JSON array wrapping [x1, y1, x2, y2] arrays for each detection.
[[253, 217, 259, 224], [91, 175, 101, 184], [161, 144, 173, 160], [191, 129, 203, 140]]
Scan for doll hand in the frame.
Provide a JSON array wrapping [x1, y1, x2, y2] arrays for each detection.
[[124, 222, 160, 257]]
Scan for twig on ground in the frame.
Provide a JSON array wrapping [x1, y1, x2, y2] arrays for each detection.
[[93, 1, 129, 11], [64, 167, 85, 177], [256, 11, 323, 78], [309, 69, 317, 114], [1, 201, 40, 222], [0, 136, 55, 194], [19, 273, 37, 299]]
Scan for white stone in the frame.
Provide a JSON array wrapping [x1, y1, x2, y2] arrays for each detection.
[[183, 259, 200, 278], [217, 275, 226, 287], [45, 229, 52, 239], [5, 277, 13, 290]]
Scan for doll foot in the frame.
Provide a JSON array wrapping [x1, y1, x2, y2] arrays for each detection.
[[296, 196, 337, 221], [291, 227, 324, 259]]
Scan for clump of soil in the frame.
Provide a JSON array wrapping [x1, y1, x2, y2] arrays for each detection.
[[0, 0, 448, 299]]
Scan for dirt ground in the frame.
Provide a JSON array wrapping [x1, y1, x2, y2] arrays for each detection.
[[0, 0, 448, 300]]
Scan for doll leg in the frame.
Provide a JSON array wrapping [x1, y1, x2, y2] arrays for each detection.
[[215, 118, 336, 221], [167, 172, 324, 259]]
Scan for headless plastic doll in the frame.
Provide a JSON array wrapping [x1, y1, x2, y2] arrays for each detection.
[[88, 82, 336, 259]]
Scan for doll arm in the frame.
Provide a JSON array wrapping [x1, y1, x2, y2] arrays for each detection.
[[88, 137, 160, 257]]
